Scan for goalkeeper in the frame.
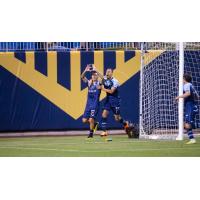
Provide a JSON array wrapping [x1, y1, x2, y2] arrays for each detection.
[[176, 74, 199, 144]]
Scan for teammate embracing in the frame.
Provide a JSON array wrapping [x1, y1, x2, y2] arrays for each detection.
[[176, 74, 199, 144], [94, 66, 131, 137], [81, 65, 101, 138]]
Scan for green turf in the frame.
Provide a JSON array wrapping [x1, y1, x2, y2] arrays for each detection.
[[0, 135, 200, 157]]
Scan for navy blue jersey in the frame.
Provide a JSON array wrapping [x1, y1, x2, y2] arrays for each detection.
[[183, 83, 198, 105], [103, 76, 120, 99], [85, 80, 101, 109]]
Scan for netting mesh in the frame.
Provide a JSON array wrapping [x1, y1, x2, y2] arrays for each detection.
[[140, 42, 200, 139]]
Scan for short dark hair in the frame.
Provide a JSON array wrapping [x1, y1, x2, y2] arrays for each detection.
[[183, 73, 192, 83]]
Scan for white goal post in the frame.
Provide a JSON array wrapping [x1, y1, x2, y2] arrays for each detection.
[[177, 42, 184, 140], [139, 42, 200, 140]]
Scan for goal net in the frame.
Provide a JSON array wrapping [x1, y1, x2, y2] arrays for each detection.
[[139, 42, 200, 140]]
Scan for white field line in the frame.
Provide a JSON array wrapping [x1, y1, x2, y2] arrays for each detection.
[[0, 141, 138, 147], [0, 146, 79, 152], [0, 139, 184, 147], [0, 146, 200, 153]]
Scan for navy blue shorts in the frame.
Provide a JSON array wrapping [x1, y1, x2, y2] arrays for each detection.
[[103, 98, 121, 115], [83, 106, 99, 119], [184, 103, 198, 127]]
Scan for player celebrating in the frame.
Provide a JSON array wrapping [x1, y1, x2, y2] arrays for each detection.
[[176, 74, 199, 144], [81, 65, 101, 138], [94, 67, 130, 137]]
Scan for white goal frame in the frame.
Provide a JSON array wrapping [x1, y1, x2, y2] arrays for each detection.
[[139, 42, 184, 140]]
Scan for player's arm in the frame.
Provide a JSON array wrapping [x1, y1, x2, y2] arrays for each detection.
[[92, 65, 104, 79], [175, 84, 191, 100], [81, 65, 90, 83], [176, 91, 191, 100], [96, 80, 102, 90], [101, 86, 116, 94]]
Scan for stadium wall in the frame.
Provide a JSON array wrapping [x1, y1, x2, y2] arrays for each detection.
[[0, 51, 141, 132]]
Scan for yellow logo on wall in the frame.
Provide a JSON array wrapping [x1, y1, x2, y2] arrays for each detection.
[[0, 51, 162, 119]]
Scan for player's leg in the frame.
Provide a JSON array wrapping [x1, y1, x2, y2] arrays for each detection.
[[100, 109, 109, 136], [87, 109, 99, 138], [185, 105, 196, 144], [114, 114, 127, 126], [93, 109, 99, 133], [110, 103, 129, 132], [113, 113, 130, 134], [110, 106, 138, 138], [185, 123, 196, 144], [82, 108, 93, 138], [93, 120, 99, 132], [88, 118, 95, 138], [185, 123, 193, 139], [82, 106, 90, 123], [100, 99, 110, 136]]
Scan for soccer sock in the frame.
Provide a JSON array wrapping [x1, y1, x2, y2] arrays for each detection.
[[93, 121, 98, 130], [119, 118, 127, 126], [187, 128, 194, 140], [88, 129, 94, 137], [101, 117, 107, 131]]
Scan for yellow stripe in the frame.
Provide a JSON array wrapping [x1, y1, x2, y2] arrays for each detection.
[[26, 52, 35, 70], [94, 51, 104, 75], [94, 51, 106, 100]]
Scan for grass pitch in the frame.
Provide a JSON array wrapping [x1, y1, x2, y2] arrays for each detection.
[[0, 135, 200, 157]]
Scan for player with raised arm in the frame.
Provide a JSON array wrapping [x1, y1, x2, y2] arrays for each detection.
[[81, 65, 101, 139], [176, 74, 199, 144], [94, 66, 132, 137]]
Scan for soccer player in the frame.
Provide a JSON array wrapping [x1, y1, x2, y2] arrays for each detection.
[[81, 65, 101, 138], [93, 66, 130, 137], [176, 74, 199, 144]]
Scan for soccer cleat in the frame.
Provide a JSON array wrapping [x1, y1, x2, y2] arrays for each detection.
[[124, 121, 131, 135], [105, 137, 112, 142], [186, 139, 196, 144], [93, 122, 99, 133], [86, 136, 94, 142], [100, 131, 108, 137], [87, 133, 94, 139], [124, 121, 129, 131]]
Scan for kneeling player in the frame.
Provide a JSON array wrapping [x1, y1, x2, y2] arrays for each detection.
[[81, 65, 101, 138], [176, 74, 199, 144], [94, 67, 131, 137]]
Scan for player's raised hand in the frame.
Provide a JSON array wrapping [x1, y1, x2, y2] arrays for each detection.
[[92, 64, 96, 71], [97, 85, 102, 90], [85, 65, 91, 71], [92, 65, 104, 79]]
